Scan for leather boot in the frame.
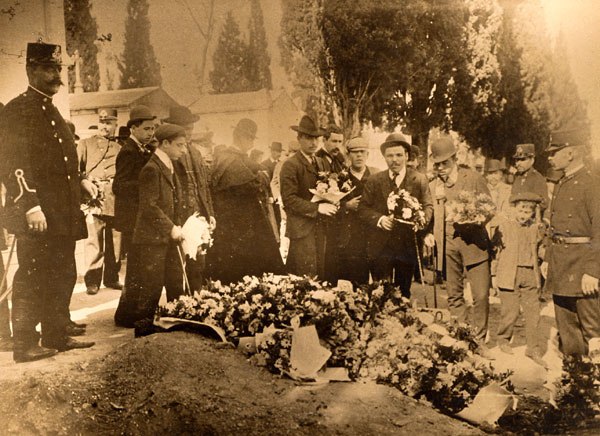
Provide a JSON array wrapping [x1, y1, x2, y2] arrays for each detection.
[[14, 345, 57, 363], [42, 336, 95, 352]]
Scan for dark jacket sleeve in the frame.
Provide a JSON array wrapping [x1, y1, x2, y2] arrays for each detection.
[[113, 147, 139, 198], [358, 174, 385, 229], [138, 165, 174, 239], [280, 159, 318, 218]]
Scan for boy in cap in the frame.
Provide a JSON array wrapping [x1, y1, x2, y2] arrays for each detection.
[[510, 143, 548, 212], [78, 108, 123, 295], [118, 124, 188, 325], [493, 192, 546, 367]]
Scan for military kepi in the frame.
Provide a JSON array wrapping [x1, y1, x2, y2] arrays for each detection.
[[513, 143, 535, 158], [99, 108, 118, 121], [546, 128, 588, 153], [27, 42, 64, 66]]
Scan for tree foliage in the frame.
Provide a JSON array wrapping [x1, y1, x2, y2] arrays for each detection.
[[209, 12, 251, 93], [64, 0, 100, 93], [247, 0, 272, 90], [119, 0, 162, 89]]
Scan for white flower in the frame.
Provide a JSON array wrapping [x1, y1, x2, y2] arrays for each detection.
[[401, 208, 413, 219]]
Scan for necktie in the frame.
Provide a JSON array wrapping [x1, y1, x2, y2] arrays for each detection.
[[311, 156, 319, 172]]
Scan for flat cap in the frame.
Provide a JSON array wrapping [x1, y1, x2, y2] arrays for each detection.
[[346, 137, 369, 151], [509, 191, 543, 204], [155, 123, 186, 142]]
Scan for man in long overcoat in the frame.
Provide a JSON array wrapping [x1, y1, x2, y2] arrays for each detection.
[[0, 42, 93, 361], [208, 119, 283, 284]]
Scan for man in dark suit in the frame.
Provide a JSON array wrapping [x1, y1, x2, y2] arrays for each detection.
[[124, 124, 188, 324], [337, 137, 376, 284], [261, 142, 283, 181], [317, 125, 345, 174], [427, 135, 493, 346], [280, 115, 337, 278], [162, 105, 214, 291], [359, 133, 433, 297], [0, 42, 94, 362], [545, 129, 600, 355], [113, 105, 156, 327]]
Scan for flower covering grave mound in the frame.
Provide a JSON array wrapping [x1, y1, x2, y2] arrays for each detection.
[[159, 274, 505, 416]]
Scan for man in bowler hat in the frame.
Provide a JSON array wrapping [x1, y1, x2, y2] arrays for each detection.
[[0, 41, 94, 362], [280, 115, 337, 278], [427, 135, 493, 353], [544, 129, 600, 355]]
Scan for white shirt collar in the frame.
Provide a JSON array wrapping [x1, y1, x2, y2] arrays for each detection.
[[350, 166, 366, 180], [300, 150, 314, 163], [389, 166, 406, 186], [154, 148, 173, 173]]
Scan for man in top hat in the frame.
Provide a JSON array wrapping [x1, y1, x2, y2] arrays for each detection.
[[317, 125, 346, 174], [544, 129, 600, 355], [336, 137, 375, 284], [261, 142, 283, 181], [208, 118, 283, 284], [280, 115, 338, 278], [0, 41, 94, 362], [427, 135, 493, 349], [162, 105, 214, 292], [510, 143, 548, 212], [359, 133, 433, 297], [113, 105, 156, 327], [77, 109, 123, 295]]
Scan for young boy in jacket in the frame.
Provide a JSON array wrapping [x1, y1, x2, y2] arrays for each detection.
[[493, 192, 546, 367]]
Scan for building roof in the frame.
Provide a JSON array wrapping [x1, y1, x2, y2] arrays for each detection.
[[69, 86, 164, 111], [189, 88, 291, 115]]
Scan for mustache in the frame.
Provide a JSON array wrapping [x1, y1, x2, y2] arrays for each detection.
[[49, 79, 64, 86]]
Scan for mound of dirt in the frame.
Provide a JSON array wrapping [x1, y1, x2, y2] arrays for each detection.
[[0, 332, 482, 435]]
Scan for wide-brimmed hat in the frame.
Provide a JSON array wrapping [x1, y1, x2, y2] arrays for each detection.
[[26, 42, 66, 66], [234, 118, 258, 139], [127, 105, 156, 127], [484, 158, 505, 173], [546, 128, 588, 154], [513, 143, 535, 159], [162, 105, 199, 126], [380, 133, 411, 154], [346, 137, 369, 152], [430, 135, 457, 163], [98, 108, 118, 122], [155, 123, 186, 142], [291, 115, 325, 137]]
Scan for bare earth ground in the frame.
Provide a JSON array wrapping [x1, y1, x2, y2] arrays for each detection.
[[0, 265, 569, 435]]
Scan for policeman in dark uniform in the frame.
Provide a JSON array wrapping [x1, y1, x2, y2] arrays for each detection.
[[544, 129, 600, 355], [78, 109, 123, 295], [0, 42, 94, 362], [510, 143, 549, 211]]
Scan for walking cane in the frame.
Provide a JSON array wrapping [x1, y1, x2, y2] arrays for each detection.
[[0, 237, 17, 305], [176, 243, 192, 296]]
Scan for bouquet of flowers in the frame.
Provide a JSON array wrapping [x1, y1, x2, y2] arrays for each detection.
[[181, 214, 214, 258], [310, 170, 354, 203], [445, 190, 496, 225], [387, 188, 427, 230]]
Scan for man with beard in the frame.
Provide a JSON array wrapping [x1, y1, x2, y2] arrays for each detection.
[[209, 118, 283, 284], [0, 42, 94, 362], [77, 109, 123, 295], [544, 129, 600, 355], [280, 115, 337, 278], [162, 105, 214, 292], [359, 133, 433, 297], [510, 143, 548, 212]]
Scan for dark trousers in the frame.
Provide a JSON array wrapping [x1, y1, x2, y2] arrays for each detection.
[[445, 248, 490, 341], [84, 215, 121, 287], [553, 294, 600, 355], [287, 226, 326, 279], [115, 242, 184, 326], [12, 236, 76, 350], [497, 267, 541, 353], [370, 245, 415, 298], [186, 255, 206, 292], [338, 251, 369, 285]]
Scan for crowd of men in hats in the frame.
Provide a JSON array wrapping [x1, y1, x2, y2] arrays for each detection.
[[0, 41, 598, 366]]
